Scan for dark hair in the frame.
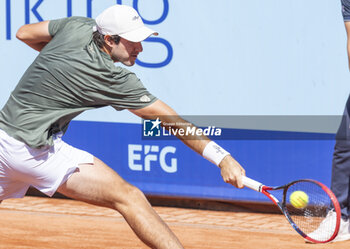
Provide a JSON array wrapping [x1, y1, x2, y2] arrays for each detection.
[[92, 31, 121, 48]]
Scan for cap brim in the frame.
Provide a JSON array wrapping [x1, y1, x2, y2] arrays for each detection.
[[119, 26, 158, 42]]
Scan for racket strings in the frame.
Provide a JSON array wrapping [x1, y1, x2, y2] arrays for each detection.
[[284, 181, 337, 242]]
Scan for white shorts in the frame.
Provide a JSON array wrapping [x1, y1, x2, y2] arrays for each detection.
[[0, 129, 94, 200]]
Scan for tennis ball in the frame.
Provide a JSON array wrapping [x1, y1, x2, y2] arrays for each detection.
[[290, 191, 309, 209]]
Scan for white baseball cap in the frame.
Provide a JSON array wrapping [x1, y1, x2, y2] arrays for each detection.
[[94, 5, 158, 42]]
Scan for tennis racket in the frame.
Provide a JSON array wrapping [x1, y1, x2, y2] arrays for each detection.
[[242, 176, 341, 243]]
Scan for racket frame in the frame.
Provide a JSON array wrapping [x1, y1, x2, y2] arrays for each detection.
[[242, 176, 341, 243]]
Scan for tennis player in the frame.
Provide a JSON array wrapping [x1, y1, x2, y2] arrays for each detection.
[[0, 5, 246, 248]]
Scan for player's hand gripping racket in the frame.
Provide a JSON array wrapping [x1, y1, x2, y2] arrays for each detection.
[[242, 176, 341, 243]]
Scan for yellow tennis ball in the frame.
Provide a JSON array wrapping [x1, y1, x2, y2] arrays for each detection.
[[290, 191, 309, 209]]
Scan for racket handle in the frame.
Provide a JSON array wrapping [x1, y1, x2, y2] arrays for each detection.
[[242, 176, 264, 192]]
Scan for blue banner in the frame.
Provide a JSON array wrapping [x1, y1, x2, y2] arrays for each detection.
[[64, 120, 335, 203]]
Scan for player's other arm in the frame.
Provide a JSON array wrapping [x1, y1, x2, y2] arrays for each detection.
[[129, 99, 246, 188], [16, 21, 52, 52], [345, 21, 350, 70]]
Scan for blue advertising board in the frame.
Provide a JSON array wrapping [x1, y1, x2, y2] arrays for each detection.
[[64, 120, 335, 202]]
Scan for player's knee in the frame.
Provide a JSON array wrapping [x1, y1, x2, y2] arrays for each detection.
[[112, 183, 146, 209], [125, 184, 146, 203]]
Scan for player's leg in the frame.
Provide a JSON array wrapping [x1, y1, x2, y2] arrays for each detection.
[[331, 95, 350, 241], [57, 157, 183, 249], [332, 96, 350, 215], [332, 141, 350, 219]]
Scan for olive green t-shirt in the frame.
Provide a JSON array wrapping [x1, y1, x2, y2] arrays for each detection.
[[0, 17, 156, 148]]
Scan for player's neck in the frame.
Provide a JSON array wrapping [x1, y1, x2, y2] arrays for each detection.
[[101, 45, 112, 58]]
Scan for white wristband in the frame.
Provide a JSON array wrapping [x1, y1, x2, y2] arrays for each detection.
[[202, 141, 230, 167]]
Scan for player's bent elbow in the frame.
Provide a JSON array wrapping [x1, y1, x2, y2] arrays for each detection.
[[16, 26, 28, 41]]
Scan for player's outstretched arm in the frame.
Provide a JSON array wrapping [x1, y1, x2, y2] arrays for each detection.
[[16, 21, 52, 51], [129, 99, 245, 188]]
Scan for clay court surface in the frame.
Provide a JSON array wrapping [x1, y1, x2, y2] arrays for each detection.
[[0, 196, 349, 249]]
